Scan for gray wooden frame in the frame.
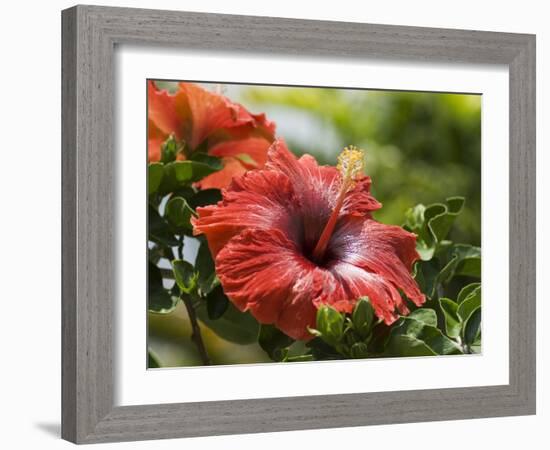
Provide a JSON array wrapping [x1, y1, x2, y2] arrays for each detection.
[[61, 4, 536, 444]]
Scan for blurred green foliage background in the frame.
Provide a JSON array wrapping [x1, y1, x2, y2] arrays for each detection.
[[148, 81, 481, 367]]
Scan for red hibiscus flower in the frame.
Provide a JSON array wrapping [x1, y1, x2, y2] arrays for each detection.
[[192, 140, 425, 340], [148, 81, 276, 189]]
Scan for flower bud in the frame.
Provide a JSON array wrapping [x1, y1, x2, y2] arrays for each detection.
[[352, 297, 375, 339], [316, 305, 344, 346]]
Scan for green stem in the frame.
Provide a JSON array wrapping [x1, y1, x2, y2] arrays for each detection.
[[174, 235, 209, 364], [181, 294, 211, 365]]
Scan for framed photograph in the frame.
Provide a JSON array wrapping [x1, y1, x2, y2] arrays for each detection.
[[62, 5, 536, 444]]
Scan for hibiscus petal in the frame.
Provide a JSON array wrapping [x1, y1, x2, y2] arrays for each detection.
[[274, 292, 318, 341], [147, 81, 182, 138], [342, 177, 382, 217], [147, 119, 168, 162], [192, 169, 301, 256], [215, 229, 319, 340], [147, 138, 162, 163], [208, 137, 272, 168], [330, 217, 425, 311], [250, 112, 276, 138], [326, 261, 410, 324], [208, 112, 276, 146], [266, 140, 339, 196], [179, 83, 265, 149], [266, 140, 340, 249], [216, 228, 399, 340], [196, 136, 274, 189], [195, 138, 425, 339], [196, 157, 247, 190]]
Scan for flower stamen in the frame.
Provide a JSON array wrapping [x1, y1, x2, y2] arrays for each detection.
[[312, 146, 365, 263], [337, 145, 364, 188]]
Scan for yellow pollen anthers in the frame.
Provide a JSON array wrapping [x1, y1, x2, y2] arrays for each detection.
[[337, 145, 365, 187]]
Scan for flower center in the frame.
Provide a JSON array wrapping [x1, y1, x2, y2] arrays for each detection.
[[311, 146, 365, 263]]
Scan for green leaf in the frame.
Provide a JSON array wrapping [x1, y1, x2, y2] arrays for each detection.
[[316, 306, 345, 345], [457, 282, 481, 304], [407, 308, 438, 327], [172, 260, 197, 294], [188, 189, 222, 209], [159, 158, 222, 193], [417, 244, 481, 300], [417, 325, 463, 355], [171, 185, 196, 200], [259, 324, 294, 361], [350, 342, 369, 358], [195, 301, 259, 345], [404, 204, 426, 230], [463, 307, 481, 346], [190, 152, 224, 168], [390, 316, 425, 339], [457, 286, 481, 322], [148, 205, 179, 247], [439, 244, 481, 284], [439, 298, 462, 338], [352, 297, 375, 339], [195, 237, 217, 295], [169, 156, 221, 183], [456, 256, 481, 278], [404, 197, 465, 261], [427, 196, 464, 243], [148, 163, 164, 195], [413, 260, 441, 299], [387, 313, 462, 355], [148, 262, 177, 313], [147, 244, 164, 265], [386, 335, 438, 357], [205, 284, 229, 320], [164, 196, 195, 231], [169, 161, 193, 182]]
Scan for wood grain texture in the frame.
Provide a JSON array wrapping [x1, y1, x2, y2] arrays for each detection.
[[62, 5, 115, 443], [61, 5, 536, 444], [61, 7, 77, 443]]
